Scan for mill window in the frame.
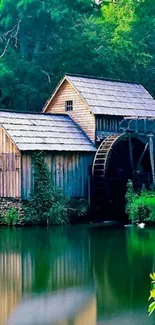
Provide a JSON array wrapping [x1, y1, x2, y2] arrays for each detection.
[[65, 100, 73, 111]]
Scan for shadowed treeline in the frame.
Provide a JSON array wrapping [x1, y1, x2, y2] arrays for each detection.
[[0, 1, 155, 112]]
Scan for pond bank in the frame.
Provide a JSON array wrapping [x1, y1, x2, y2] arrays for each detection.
[[0, 196, 90, 226]]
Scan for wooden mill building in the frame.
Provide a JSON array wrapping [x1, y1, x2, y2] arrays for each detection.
[[1, 74, 155, 209]]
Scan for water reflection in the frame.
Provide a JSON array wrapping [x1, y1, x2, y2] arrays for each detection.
[[0, 227, 94, 325], [1, 226, 155, 325], [90, 227, 155, 324], [6, 289, 96, 325]]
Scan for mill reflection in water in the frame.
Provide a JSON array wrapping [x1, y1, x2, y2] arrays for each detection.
[[6, 289, 96, 325], [0, 226, 155, 325], [0, 227, 95, 325]]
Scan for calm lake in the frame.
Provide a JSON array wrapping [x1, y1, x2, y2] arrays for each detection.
[[0, 225, 155, 325]]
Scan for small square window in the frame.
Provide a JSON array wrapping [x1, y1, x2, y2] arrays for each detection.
[[65, 100, 73, 111]]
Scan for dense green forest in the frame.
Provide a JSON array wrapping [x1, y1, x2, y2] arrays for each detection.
[[0, 0, 155, 112]]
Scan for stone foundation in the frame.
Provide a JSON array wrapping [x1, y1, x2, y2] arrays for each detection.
[[0, 198, 24, 219]]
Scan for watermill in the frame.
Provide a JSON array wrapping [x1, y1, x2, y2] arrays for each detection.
[[92, 133, 152, 217]]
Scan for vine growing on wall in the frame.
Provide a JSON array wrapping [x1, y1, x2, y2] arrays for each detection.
[[24, 151, 89, 226], [26, 151, 53, 224], [33, 151, 52, 204]]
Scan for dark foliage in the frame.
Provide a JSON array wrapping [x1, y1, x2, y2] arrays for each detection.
[[0, 0, 155, 112]]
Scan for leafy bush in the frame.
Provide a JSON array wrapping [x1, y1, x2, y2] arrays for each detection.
[[126, 180, 155, 223], [3, 208, 19, 226], [125, 179, 136, 216], [148, 273, 155, 316], [45, 189, 70, 225], [46, 202, 69, 225], [129, 198, 150, 223], [69, 198, 89, 223], [45, 195, 89, 226]]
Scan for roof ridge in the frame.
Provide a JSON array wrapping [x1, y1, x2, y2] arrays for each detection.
[[0, 110, 71, 118], [65, 73, 141, 85]]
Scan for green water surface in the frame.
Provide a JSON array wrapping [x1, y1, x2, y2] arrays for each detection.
[[0, 225, 155, 325]]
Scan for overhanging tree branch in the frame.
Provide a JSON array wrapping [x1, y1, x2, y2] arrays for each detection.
[[42, 70, 51, 84], [0, 38, 11, 58], [0, 19, 21, 58]]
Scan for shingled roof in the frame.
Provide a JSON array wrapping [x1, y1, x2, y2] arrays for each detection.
[[0, 111, 96, 152], [49, 74, 155, 117]]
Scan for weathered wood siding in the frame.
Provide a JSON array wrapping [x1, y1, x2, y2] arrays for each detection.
[[21, 152, 94, 200], [96, 116, 123, 133], [0, 128, 21, 198], [45, 80, 95, 143], [21, 154, 33, 200]]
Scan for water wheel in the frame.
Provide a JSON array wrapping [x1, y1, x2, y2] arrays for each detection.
[[92, 133, 152, 218]]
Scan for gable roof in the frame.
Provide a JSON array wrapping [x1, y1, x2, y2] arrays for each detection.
[[0, 111, 96, 152], [43, 74, 155, 117]]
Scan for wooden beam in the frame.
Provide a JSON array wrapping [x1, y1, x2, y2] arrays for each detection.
[[129, 134, 134, 170], [136, 143, 148, 170], [112, 149, 126, 166]]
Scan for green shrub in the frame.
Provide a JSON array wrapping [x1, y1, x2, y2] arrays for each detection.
[[45, 202, 69, 225], [125, 180, 155, 223], [45, 189, 70, 225], [45, 195, 89, 226], [69, 198, 89, 222], [129, 199, 150, 223], [3, 208, 19, 226], [125, 179, 136, 216], [22, 205, 39, 224]]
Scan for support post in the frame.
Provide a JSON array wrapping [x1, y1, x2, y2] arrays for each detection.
[[148, 134, 155, 188], [88, 173, 91, 206], [136, 142, 148, 170], [129, 134, 134, 169]]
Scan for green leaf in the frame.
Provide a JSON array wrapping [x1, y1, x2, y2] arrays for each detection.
[[148, 301, 155, 316]]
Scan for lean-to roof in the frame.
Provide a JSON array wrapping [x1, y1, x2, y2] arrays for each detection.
[[44, 74, 155, 117], [0, 111, 96, 152]]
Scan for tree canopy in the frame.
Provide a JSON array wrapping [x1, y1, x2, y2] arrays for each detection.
[[0, 0, 155, 111]]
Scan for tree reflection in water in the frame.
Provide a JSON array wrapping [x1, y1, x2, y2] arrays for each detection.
[[90, 226, 155, 325]]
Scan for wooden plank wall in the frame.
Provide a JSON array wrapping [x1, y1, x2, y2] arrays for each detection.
[[45, 80, 96, 143], [0, 128, 21, 198], [96, 116, 123, 133], [21, 154, 33, 200], [21, 152, 94, 200]]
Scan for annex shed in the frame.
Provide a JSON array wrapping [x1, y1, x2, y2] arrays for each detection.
[[0, 111, 95, 199], [43, 74, 155, 143]]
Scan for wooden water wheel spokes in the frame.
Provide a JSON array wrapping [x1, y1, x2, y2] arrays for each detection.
[[92, 133, 152, 203]]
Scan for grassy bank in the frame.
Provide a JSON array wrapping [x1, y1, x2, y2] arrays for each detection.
[[126, 180, 155, 224]]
